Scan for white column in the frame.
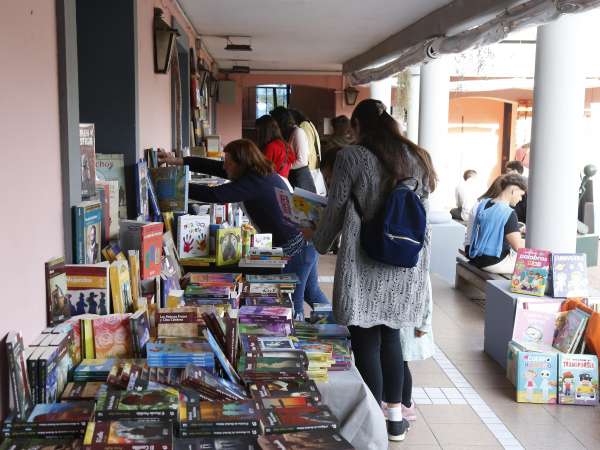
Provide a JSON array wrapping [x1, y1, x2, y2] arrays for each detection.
[[406, 66, 420, 143], [590, 103, 600, 234], [418, 58, 450, 209], [526, 15, 585, 252], [370, 77, 394, 111]]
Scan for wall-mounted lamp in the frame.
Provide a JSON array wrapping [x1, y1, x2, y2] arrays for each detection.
[[208, 75, 219, 98], [153, 8, 179, 74], [344, 86, 359, 106]]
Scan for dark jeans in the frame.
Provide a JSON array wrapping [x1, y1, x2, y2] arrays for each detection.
[[283, 242, 329, 318], [349, 325, 404, 405], [289, 166, 316, 193]]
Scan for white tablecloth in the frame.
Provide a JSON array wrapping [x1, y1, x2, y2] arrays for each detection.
[[317, 366, 388, 450]]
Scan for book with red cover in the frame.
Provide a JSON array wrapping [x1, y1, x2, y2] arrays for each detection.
[[92, 314, 133, 358]]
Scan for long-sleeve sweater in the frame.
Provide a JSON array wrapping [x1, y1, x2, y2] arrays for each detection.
[[183, 157, 300, 249]]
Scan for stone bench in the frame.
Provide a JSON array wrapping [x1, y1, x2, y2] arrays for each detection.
[[455, 251, 510, 300]]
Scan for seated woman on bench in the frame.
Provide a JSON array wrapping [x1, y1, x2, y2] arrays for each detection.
[[465, 174, 527, 274]]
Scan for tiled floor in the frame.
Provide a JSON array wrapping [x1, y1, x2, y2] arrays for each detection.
[[316, 254, 600, 450]]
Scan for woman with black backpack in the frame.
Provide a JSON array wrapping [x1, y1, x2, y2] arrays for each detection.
[[255, 115, 295, 178], [305, 99, 437, 442]]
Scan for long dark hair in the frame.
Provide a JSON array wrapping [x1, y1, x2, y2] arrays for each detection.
[[269, 107, 296, 141], [479, 173, 527, 200], [255, 115, 284, 150], [351, 99, 437, 192], [223, 139, 274, 177], [289, 109, 308, 125]]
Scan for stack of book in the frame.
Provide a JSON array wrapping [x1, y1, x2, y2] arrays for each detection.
[[95, 387, 180, 421], [72, 358, 118, 382], [146, 341, 215, 370], [84, 420, 174, 448], [180, 364, 248, 401], [178, 400, 260, 437], [293, 341, 334, 382], [2, 401, 94, 440], [239, 248, 289, 269], [245, 274, 299, 294], [237, 352, 309, 384]]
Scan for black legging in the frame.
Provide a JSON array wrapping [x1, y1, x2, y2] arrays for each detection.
[[349, 325, 404, 405], [402, 362, 412, 408]]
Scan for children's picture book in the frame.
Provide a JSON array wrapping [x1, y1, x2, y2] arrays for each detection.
[[558, 353, 598, 405], [92, 314, 133, 359], [149, 166, 190, 213], [511, 248, 551, 296], [552, 308, 590, 353], [72, 201, 102, 264], [79, 123, 96, 199], [551, 253, 589, 298], [109, 260, 133, 314], [119, 220, 164, 280], [513, 348, 558, 404], [253, 233, 273, 249], [83, 420, 173, 446], [274, 187, 327, 228], [65, 263, 110, 317], [216, 227, 242, 266], [6, 331, 32, 420], [512, 307, 556, 346], [178, 215, 211, 258], [135, 160, 150, 221], [257, 431, 354, 450], [45, 257, 71, 326], [96, 153, 127, 219]]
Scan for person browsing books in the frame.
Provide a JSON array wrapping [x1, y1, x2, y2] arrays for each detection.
[[303, 99, 437, 442], [255, 115, 296, 178], [157, 140, 329, 318], [464, 173, 527, 274]]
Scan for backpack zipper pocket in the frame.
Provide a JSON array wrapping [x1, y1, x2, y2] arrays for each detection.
[[384, 233, 421, 245]]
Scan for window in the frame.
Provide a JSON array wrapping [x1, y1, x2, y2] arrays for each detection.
[[256, 84, 290, 119]]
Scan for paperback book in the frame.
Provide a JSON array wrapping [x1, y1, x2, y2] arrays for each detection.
[[109, 260, 133, 314], [178, 215, 211, 258], [45, 257, 71, 326], [135, 160, 150, 221], [511, 307, 556, 346], [83, 420, 173, 449], [79, 123, 96, 199], [174, 437, 257, 450], [96, 153, 127, 219], [119, 220, 164, 280], [65, 263, 110, 316], [179, 400, 259, 431], [73, 201, 102, 264], [6, 331, 33, 420], [558, 353, 598, 405], [216, 227, 242, 266], [552, 308, 590, 353], [259, 405, 338, 434], [92, 314, 133, 359], [248, 380, 321, 402], [509, 342, 558, 404], [257, 431, 353, 450], [551, 253, 589, 298], [149, 166, 190, 213], [274, 187, 327, 228], [95, 387, 180, 420], [511, 248, 551, 296], [60, 382, 105, 401]]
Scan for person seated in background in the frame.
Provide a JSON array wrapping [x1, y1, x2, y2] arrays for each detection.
[[255, 115, 296, 178], [465, 174, 527, 274], [322, 115, 354, 154], [505, 160, 528, 223], [450, 169, 479, 222]]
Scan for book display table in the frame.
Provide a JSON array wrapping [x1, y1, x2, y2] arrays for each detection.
[[318, 365, 388, 450]]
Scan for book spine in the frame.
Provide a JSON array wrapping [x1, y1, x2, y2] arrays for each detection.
[[94, 410, 176, 420], [86, 442, 172, 450], [38, 357, 47, 404], [6, 340, 23, 419], [265, 423, 337, 434], [73, 207, 85, 264], [179, 428, 257, 437], [27, 357, 38, 406], [83, 319, 95, 359]]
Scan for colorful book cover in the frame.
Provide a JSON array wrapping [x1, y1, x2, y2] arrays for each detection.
[[178, 215, 211, 258], [79, 123, 96, 199], [65, 263, 110, 317], [27, 401, 94, 423], [552, 308, 590, 353], [95, 387, 180, 419], [260, 405, 338, 434], [72, 201, 102, 265], [253, 233, 272, 249], [60, 381, 105, 401], [129, 309, 150, 358], [511, 248, 551, 296], [149, 166, 190, 213], [118, 220, 164, 280], [83, 420, 173, 446], [216, 227, 242, 266], [203, 329, 242, 385], [551, 253, 589, 298], [512, 308, 556, 346], [274, 187, 327, 228], [558, 353, 598, 405], [96, 153, 127, 219], [248, 380, 321, 402], [109, 260, 133, 314], [92, 314, 133, 359], [45, 257, 71, 326], [256, 396, 317, 410], [180, 400, 259, 427], [515, 350, 558, 403], [135, 160, 150, 221], [257, 431, 353, 450], [6, 331, 33, 420]]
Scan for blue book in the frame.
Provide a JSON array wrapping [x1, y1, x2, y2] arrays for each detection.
[[72, 200, 102, 264], [149, 166, 189, 214], [146, 174, 163, 223]]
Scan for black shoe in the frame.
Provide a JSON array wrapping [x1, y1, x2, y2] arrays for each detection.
[[387, 418, 410, 442]]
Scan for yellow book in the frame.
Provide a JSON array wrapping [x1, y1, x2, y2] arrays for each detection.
[[216, 227, 242, 266], [163, 212, 175, 236], [82, 318, 95, 359], [110, 260, 132, 313], [128, 250, 140, 309], [83, 422, 95, 445], [166, 289, 184, 308]]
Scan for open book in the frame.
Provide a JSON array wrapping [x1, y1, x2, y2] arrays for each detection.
[[275, 187, 328, 228]]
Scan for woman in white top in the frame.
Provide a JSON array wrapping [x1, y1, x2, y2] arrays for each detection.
[[271, 107, 317, 193]]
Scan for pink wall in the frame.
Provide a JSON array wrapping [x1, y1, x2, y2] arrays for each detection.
[[215, 73, 370, 145], [136, 0, 215, 154], [0, 1, 64, 344]]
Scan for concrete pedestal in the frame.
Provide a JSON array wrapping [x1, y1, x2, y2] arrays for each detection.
[[430, 221, 466, 285]]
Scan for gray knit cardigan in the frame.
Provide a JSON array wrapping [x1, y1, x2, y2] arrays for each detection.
[[312, 145, 432, 329]]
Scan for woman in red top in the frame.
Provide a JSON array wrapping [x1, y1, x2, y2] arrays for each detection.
[[256, 115, 296, 178]]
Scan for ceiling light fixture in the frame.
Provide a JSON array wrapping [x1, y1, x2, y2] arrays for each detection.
[[225, 36, 252, 52]]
